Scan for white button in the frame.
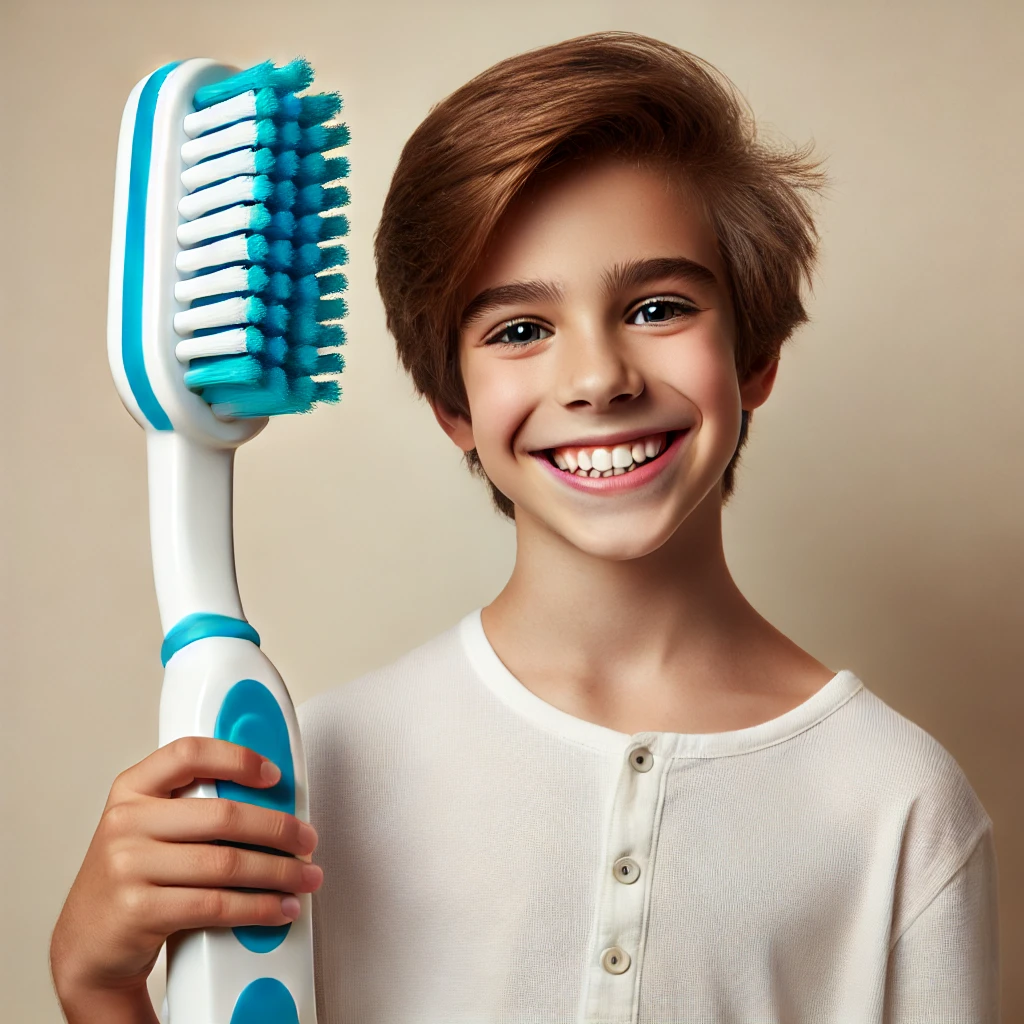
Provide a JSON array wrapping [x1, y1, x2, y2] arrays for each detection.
[[612, 856, 640, 884], [600, 946, 631, 974], [629, 746, 653, 772]]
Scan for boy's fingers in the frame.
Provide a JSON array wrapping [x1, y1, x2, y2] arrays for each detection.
[[114, 737, 280, 799], [138, 886, 303, 934], [132, 797, 317, 856]]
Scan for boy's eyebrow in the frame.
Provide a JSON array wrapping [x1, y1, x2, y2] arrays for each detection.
[[603, 256, 719, 294], [460, 280, 565, 328], [459, 257, 718, 329]]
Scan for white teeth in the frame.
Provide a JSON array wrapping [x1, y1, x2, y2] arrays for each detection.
[[611, 446, 632, 468], [550, 431, 676, 477]]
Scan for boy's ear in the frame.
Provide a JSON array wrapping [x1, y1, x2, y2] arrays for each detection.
[[429, 398, 476, 452], [739, 356, 780, 413]]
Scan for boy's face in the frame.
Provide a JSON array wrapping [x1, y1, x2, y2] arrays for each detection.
[[433, 155, 778, 560]]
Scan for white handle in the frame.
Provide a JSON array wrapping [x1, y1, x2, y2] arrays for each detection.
[[147, 430, 244, 633]]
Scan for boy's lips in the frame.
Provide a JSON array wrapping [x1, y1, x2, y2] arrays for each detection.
[[530, 428, 691, 493]]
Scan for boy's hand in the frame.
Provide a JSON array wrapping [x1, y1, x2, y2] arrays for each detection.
[[50, 737, 322, 1015]]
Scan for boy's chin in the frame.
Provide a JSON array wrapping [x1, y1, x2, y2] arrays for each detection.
[[520, 502, 684, 561]]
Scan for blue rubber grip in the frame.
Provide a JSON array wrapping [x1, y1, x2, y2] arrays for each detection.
[[230, 977, 300, 1023], [215, 679, 296, 953]]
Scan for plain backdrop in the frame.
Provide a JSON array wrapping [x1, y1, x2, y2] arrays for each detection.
[[3, 0, 1021, 1019]]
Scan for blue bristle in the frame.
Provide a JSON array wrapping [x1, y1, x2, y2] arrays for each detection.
[[297, 124, 350, 155], [294, 153, 350, 186], [255, 120, 278, 148], [294, 184, 326, 215], [263, 303, 290, 335], [318, 272, 348, 296], [192, 58, 314, 109], [268, 272, 292, 301], [293, 275, 320, 303], [322, 243, 348, 267], [275, 93, 302, 121], [287, 311, 320, 346], [265, 211, 295, 240], [316, 352, 345, 375], [253, 88, 280, 119], [314, 380, 342, 405], [275, 121, 302, 151], [267, 179, 297, 211], [317, 324, 347, 347], [264, 336, 289, 365], [298, 93, 342, 127], [265, 240, 293, 272], [272, 150, 300, 181], [184, 354, 263, 389], [292, 244, 321, 276], [318, 297, 348, 322], [286, 345, 320, 374], [184, 58, 348, 418], [246, 266, 270, 294]]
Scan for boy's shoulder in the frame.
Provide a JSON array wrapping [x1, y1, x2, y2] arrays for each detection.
[[296, 613, 470, 744]]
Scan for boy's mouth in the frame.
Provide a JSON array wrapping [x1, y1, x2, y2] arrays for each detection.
[[536, 430, 686, 478]]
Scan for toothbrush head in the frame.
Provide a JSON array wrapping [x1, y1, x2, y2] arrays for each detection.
[[107, 58, 350, 447]]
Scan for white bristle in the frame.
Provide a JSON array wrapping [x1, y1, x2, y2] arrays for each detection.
[[175, 233, 251, 274], [174, 266, 250, 303], [176, 204, 257, 247], [173, 297, 251, 336], [178, 176, 258, 220], [182, 148, 258, 192], [175, 328, 251, 363], [181, 120, 259, 167], [183, 91, 258, 139]]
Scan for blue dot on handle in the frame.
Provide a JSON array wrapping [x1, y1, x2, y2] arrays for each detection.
[[230, 977, 300, 1023], [214, 679, 297, 953]]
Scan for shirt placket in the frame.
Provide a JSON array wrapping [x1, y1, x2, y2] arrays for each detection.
[[578, 734, 671, 1024]]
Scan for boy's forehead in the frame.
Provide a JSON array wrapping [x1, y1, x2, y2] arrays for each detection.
[[467, 155, 725, 298]]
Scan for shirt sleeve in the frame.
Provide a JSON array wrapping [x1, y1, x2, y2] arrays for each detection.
[[884, 825, 1000, 1023]]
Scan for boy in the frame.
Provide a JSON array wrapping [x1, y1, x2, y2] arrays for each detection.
[[51, 31, 999, 1023]]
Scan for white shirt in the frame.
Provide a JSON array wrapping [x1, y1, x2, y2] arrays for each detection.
[[297, 608, 1000, 1023]]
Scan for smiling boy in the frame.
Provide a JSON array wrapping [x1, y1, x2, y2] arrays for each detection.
[[51, 30, 999, 1024], [305, 31, 999, 1020]]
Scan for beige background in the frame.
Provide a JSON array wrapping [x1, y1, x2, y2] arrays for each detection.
[[4, 0, 1021, 1018]]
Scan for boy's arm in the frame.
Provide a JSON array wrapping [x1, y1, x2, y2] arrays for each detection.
[[885, 827, 1000, 1023]]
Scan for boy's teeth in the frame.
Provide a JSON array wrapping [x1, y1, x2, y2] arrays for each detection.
[[550, 432, 669, 475]]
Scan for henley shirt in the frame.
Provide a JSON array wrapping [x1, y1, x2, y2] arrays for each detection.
[[297, 608, 999, 1023]]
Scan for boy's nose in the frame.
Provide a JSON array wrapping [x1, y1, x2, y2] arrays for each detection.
[[553, 327, 644, 410]]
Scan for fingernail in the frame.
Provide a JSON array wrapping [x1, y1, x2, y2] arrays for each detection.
[[281, 895, 301, 920], [299, 822, 318, 851], [261, 761, 281, 784], [302, 863, 324, 888]]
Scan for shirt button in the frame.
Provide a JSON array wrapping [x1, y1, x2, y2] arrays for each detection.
[[600, 946, 631, 974], [629, 746, 653, 772], [612, 856, 641, 884]]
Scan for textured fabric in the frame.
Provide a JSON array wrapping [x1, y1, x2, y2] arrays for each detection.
[[297, 609, 999, 1023]]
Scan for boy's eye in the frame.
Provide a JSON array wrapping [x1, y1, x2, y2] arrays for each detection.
[[629, 298, 698, 325], [486, 320, 552, 346]]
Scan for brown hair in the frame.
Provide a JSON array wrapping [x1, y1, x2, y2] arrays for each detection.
[[374, 31, 828, 519]]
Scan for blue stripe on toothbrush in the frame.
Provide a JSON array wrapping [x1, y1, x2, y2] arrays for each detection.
[[160, 611, 261, 667], [122, 61, 180, 431]]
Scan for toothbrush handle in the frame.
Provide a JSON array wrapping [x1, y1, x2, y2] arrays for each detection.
[[159, 636, 317, 1024]]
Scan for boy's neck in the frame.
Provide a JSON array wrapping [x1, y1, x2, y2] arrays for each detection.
[[481, 488, 834, 734]]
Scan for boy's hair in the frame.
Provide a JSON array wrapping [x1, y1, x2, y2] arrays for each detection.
[[375, 31, 828, 519]]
